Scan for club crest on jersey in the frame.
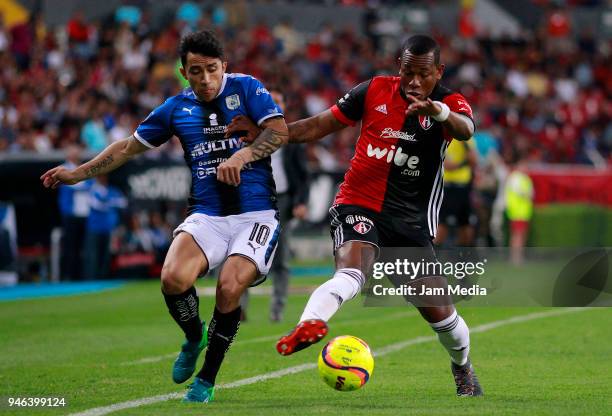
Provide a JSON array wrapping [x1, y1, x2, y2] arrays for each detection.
[[353, 222, 372, 235], [225, 94, 240, 110], [419, 115, 433, 130]]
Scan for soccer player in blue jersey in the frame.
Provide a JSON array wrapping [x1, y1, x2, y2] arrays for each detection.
[[41, 30, 288, 403]]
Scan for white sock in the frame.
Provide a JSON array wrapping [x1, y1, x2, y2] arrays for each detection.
[[430, 311, 470, 366], [299, 268, 364, 322]]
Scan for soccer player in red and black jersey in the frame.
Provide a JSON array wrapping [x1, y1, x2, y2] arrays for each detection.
[[223, 35, 482, 396]]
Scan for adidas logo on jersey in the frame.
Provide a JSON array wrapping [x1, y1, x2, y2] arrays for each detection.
[[375, 104, 387, 114]]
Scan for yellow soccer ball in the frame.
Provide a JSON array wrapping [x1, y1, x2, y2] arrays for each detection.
[[317, 335, 374, 391]]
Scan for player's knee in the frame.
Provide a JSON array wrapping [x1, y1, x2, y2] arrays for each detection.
[[161, 263, 191, 294], [217, 279, 244, 302], [421, 305, 456, 324], [216, 279, 244, 304]]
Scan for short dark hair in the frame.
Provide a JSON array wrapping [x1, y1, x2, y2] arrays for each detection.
[[401, 34, 440, 65], [179, 29, 224, 66]]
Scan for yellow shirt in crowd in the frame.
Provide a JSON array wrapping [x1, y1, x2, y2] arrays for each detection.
[[445, 139, 475, 185]]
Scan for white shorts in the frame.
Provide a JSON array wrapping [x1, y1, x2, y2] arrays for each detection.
[[173, 209, 280, 285]]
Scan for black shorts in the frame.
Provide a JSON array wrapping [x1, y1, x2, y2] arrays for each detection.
[[439, 184, 476, 227], [330, 205, 449, 299], [329, 204, 434, 252]]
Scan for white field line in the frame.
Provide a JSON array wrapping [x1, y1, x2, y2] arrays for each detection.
[[69, 308, 585, 416], [120, 311, 417, 366]]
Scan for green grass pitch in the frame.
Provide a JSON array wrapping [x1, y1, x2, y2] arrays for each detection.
[[1, 276, 611, 415]]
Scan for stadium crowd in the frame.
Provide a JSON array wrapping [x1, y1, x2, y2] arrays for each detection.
[[0, 2, 609, 168], [0, 2, 610, 278]]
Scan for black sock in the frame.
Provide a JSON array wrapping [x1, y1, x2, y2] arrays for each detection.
[[163, 286, 202, 342], [197, 307, 241, 385]]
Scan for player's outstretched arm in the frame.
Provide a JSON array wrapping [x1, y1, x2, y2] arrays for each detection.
[[217, 117, 288, 186], [40, 136, 149, 189], [226, 110, 346, 145], [287, 109, 347, 143]]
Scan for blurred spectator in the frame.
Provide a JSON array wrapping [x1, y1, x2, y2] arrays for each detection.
[[458, 1, 478, 39], [436, 139, 478, 247], [83, 175, 127, 279], [0, 202, 17, 284], [505, 159, 534, 265], [115, 3, 142, 28], [472, 125, 502, 246], [10, 14, 36, 70], [210, 4, 228, 28], [176, 2, 202, 30], [226, 0, 248, 28], [67, 11, 93, 59], [0, 14, 9, 53], [273, 18, 301, 57], [81, 107, 108, 152], [545, 7, 571, 37], [149, 211, 172, 263], [109, 113, 135, 143], [120, 211, 155, 254], [58, 145, 93, 280]]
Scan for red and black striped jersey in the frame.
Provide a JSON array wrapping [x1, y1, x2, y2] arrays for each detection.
[[330, 76, 474, 238]]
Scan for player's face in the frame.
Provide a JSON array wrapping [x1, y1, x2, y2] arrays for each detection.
[[398, 51, 444, 101], [180, 52, 227, 102]]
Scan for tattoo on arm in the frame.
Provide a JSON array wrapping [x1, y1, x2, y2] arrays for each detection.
[[84, 155, 114, 178], [249, 128, 288, 161]]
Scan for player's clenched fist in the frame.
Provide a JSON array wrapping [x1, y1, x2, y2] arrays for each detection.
[[40, 166, 79, 189], [217, 154, 246, 186]]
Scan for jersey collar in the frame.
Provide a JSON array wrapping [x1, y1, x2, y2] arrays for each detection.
[[215, 73, 228, 98]]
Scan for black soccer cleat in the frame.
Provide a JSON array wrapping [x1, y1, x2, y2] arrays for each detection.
[[451, 359, 483, 397]]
